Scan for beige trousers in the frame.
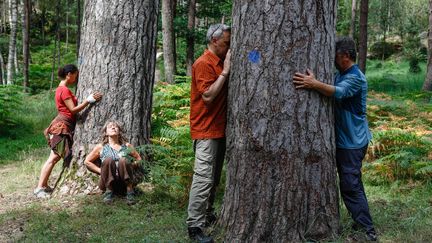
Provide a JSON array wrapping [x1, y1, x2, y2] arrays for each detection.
[[186, 138, 226, 228]]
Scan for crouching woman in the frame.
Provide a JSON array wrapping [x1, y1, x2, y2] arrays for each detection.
[[84, 121, 142, 205]]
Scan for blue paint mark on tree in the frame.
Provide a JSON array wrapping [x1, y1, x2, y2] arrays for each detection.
[[248, 49, 260, 64]]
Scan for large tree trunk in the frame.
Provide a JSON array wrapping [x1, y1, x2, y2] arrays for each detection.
[[22, 0, 29, 90], [349, 0, 357, 38], [358, 0, 369, 73], [6, 0, 17, 85], [423, 0, 432, 91], [186, 0, 195, 76], [161, 0, 176, 83], [57, 0, 159, 195], [220, 1, 339, 242]]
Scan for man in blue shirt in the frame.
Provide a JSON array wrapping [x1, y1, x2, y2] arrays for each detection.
[[293, 37, 377, 241]]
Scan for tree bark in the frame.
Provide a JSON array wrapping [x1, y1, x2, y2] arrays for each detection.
[[358, 0, 369, 73], [423, 0, 432, 91], [349, 0, 357, 38], [186, 0, 195, 76], [220, 1, 339, 242], [58, 0, 159, 195], [162, 0, 176, 83], [6, 0, 17, 85], [22, 0, 29, 90]]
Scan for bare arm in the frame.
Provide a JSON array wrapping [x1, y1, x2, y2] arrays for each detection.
[[202, 49, 231, 104], [126, 143, 142, 161], [84, 144, 103, 175], [292, 69, 335, 97], [64, 92, 103, 115]]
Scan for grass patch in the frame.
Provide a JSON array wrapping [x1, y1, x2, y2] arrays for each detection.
[[0, 91, 56, 164]]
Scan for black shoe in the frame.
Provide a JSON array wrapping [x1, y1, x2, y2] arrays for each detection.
[[188, 227, 213, 243], [205, 212, 217, 227], [366, 231, 378, 241]]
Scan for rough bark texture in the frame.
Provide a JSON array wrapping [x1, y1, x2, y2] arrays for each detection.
[[6, 0, 17, 85], [423, 0, 432, 91], [358, 0, 368, 73], [349, 0, 357, 38], [186, 0, 196, 76], [220, 1, 339, 242], [58, 0, 159, 195], [23, 0, 29, 90], [162, 0, 176, 83]]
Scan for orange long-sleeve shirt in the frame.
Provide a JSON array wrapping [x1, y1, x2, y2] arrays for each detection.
[[190, 49, 228, 140]]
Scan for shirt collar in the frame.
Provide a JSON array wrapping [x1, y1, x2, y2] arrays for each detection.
[[339, 64, 357, 75], [204, 49, 222, 66]]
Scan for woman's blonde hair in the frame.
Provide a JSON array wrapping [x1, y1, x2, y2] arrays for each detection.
[[101, 120, 128, 145]]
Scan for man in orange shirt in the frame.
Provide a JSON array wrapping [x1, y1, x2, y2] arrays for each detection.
[[187, 23, 231, 243]]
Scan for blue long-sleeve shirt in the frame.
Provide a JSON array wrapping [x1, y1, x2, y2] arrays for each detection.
[[333, 64, 372, 149]]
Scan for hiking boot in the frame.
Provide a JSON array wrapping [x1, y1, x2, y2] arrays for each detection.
[[204, 212, 217, 227], [103, 190, 114, 204], [366, 230, 378, 241], [33, 188, 50, 198], [188, 227, 213, 243], [126, 191, 136, 205]]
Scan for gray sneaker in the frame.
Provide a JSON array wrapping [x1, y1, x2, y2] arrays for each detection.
[[103, 190, 114, 204], [34, 188, 50, 198]]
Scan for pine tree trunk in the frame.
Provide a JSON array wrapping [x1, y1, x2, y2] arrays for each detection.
[[162, 0, 176, 83], [57, 0, 159, 195], [186, 0, 195, 76], [22, 0, 29, 90], [6, 0, 17, 85], [349, 0, 357, 38], [220, 1, 339, 241], [358, 0, 369, 73], [423, 0, 432, 91]]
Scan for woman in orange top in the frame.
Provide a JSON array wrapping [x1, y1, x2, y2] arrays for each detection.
[[34, 64, 102, 198]]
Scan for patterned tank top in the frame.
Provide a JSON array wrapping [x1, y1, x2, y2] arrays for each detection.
[[100, 144, 128, 162]]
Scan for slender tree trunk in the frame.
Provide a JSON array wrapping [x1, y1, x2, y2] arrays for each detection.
[[186, 0, 195, 76], [423, 0, 432, 91], [220, 1, 339, 241], [41, 7, 45, 46], [65, 1, 69, 51], [349, 0, 357, 38], [22, 0, 29, 90], [50, 0, 61, 89], [6, 0, 17, 85], [0, 50, 4, 85], [56, 0, 61, 66], [358, 0, 369, 73], [57, 0, 159, 195], [0, 0, 4, 33], [76, 0, 81, 58], [162, 0, 176, 83]]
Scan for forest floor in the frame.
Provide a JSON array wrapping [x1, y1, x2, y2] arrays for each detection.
[[0, 143, 431, 242]]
